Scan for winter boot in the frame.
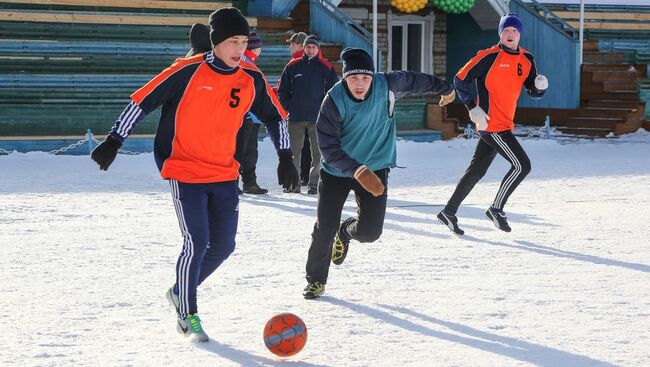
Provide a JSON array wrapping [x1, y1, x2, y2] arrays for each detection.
[[242, 183, 268, 194]]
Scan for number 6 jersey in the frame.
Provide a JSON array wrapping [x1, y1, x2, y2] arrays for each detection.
[[454, 43, 545, 133]]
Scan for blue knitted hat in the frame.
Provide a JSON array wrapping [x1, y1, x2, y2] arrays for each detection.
[[498, 13, 523, 35]]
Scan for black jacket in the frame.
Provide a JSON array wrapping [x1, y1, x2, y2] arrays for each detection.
[[278, 54, 339, 123]]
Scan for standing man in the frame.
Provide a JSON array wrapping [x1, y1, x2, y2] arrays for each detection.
[[90, 8, 298, 342], [302, 48, 456, 299], [287, 31, 308, 59], [436, 13, 547, 235], [236, 31, 269, 194], [278, 35, 339, 195], [280, 31, 311, 186]]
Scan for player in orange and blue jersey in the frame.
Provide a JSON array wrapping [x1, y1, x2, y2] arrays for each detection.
[[90, 8, 299, 342], [437, 13, 548, 235]]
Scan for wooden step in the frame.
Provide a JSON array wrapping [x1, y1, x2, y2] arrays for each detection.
[[576, 107, 637, 119], [582, 91, 640, 100], [255, 18, 294, 33], [427, 104, 461, 140], [583, 99, 645, 109], [589, 70, 642, 81], [557, 126, 613, 137], [582, 64, 639, 72], [603, 80, 638, 92], [566, 116, 624, 130], [580, 82, 604, 93], [583, 40, 599, 52], [321, 44, 342, 61], [583, 51, 625, 64]]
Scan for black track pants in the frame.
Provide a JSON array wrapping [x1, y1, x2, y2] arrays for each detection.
[[444, 131, 531, 214]]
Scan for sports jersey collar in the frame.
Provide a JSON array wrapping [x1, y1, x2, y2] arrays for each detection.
[[498, 43, 520, 55], [205, 51, 239, 75]]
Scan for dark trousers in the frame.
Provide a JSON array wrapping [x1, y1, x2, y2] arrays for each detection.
[[235, 118, 260, 186], [301, 132, 311, 183], [169, 179, 239, 318], [305, 168, 389, 284], [444, 131, 531, 215]]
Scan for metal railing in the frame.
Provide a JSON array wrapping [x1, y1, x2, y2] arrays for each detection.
[[0, 129, 142, 156], [272, 0, 301, 18], [515, 0, 578, 41], [310, 0, 380, 63]]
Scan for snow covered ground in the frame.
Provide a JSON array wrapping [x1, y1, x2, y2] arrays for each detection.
[[1, 131, 649, 366]]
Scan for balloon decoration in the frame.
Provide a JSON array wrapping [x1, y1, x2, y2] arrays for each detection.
[[431, 0, 475, 14], [389, 0, 428, 14]]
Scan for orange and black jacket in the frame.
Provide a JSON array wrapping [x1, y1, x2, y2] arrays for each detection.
[[455, 43, 545, 132], [109, 51, 291, 183]]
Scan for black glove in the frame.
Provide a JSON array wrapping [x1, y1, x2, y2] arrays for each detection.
[[277, 150, 299, 190], [91, 135, 121, 171]]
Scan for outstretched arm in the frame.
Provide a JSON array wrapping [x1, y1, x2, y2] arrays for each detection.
[[385, 71, 454, 100]]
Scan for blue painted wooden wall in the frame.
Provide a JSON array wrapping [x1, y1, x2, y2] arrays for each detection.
[[247, 0, 301, 18]]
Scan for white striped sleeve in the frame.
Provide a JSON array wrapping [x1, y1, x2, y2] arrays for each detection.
[[109, 101, 147, 141]]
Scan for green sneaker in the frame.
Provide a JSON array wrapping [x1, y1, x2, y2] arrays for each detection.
[[302, 281, 325, 299], [178, 313, 209, 343]]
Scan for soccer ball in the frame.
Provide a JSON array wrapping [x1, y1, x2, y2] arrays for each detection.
[[263, 313, 307, 357]]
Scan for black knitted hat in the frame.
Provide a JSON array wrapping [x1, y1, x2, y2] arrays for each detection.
[[303, 35, 320, 48], [247, 31, 262, 50], [208, 7, 250, 47], [341, 47, 374, 78], [186, 23, 212, 57]]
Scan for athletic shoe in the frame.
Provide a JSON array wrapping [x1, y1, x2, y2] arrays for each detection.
[[178, 313, 209, 343], [436, 210, 464, 235], [331, 222, 350, 265], [302, 282, 325, 299], [486, 207, 511, 232]]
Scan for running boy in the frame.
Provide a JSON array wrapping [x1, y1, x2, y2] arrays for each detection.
[[437, 13, 548, 235], [90, 8, 298, 342], [303, 48, 456, 299]]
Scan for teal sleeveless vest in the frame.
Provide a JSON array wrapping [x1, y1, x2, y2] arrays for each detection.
[[323, 74, 397, 177]]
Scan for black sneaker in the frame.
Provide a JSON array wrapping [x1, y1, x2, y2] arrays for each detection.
[[436, 210, 464, 235], [307, 187, 317, 195], [331, 223, 350, 265], [243, 183, 268, 195], [486, 207, 511, 232], [303, 281, 325, 299]]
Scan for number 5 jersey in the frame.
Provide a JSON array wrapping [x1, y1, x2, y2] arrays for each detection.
[[109, 51, 290, 183]]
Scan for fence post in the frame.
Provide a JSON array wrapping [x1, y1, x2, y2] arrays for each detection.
[[466, 123, 473, 139], [545, 115, 551, 139], [86, 129, 94, 155]]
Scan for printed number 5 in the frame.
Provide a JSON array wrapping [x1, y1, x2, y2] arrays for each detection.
[[230, 88, 240, 108]]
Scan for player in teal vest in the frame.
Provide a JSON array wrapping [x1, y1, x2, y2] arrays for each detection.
[[303, 48, 456, 299]]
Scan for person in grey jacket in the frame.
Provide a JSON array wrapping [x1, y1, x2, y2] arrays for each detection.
[[278, 35, 339, 194], [302, 48, 456, 299]]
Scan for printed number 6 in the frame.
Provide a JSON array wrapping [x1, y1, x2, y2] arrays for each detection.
[[517, 63, 522, 76], [230, 88, 240, 108]]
